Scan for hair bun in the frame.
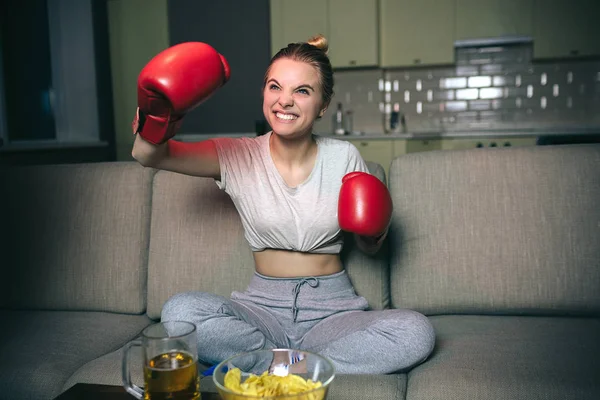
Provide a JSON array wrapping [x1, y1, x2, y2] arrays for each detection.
[[307, 34, 329, 54]]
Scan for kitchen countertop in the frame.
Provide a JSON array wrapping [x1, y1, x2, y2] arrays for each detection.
[[318, 126, 600, 140], [175, 132, 256, 141], [176, 127, 600, 142]]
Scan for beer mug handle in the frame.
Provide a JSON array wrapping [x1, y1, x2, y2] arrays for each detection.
[[122, 339, 144, 399]]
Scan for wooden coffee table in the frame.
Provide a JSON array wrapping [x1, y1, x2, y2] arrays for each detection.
[[54, 383, 221, 400]]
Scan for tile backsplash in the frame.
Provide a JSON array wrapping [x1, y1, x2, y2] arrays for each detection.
[[316, 42, 600, 135]]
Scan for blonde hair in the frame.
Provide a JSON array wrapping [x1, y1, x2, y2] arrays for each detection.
[[264, 34, 334, 107], [307, 34, 329, 54]]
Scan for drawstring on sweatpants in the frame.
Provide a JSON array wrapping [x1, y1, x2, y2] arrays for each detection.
[[291, 277, 319, 322]]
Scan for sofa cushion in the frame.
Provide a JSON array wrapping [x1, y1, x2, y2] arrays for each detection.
[[146, 161, 389, 319], [407, 315, 600, 400], [327, 374, 406, 400], [0, 162, 154, 313], [62, 343, 146, 395], [0, 310, 152, 400], [388, 144, 600, 315]]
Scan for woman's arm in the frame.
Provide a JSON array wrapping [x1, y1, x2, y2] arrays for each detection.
[[132, 134, 220, 179], [131, 42, 230, 178]]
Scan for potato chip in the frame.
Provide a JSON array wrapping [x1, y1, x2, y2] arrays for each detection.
[[223, 367, 324, 399], [224, 366, 242, 392]]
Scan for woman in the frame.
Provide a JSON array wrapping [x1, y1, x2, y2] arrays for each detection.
[[132, 35, 435, 374]]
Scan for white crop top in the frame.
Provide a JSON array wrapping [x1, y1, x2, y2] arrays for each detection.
[[211, 132, 369, 254]]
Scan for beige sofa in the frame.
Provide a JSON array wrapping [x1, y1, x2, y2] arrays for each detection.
[[1, 143, 599, 400]]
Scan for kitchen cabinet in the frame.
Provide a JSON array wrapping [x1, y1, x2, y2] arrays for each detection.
[[392, 140, 407, 157], [440, 137, 537, 150], [348, 139, 395, 176], [456, 0, 534, 40], [532, 0, 600, 59], [269, 0, 378, 68], [405, 139, 443, 153], [349, 138, 444, 177], [379, 0, 456, 67], [269, 0, 327, 57], [328, 0, 378, 68], [393, 138, 444, 154]]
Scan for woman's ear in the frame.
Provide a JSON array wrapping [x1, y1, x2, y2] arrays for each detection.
[[319, 103, 329, 118]]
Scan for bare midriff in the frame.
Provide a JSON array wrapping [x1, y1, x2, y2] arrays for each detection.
[[253, 249, 343, 278]]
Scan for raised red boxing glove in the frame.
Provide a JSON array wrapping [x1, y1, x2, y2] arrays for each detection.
[[133, 42, 231, 145], [338, 171, 393, 238]]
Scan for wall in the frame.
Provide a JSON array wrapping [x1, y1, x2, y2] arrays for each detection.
[[107, 0, 169, 161], [167, 0, 271, 135], [107, 0, 271, 160], [318, 43, 600, 135]]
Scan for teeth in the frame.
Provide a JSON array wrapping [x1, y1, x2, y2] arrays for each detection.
[[276, 112, 298, 120]]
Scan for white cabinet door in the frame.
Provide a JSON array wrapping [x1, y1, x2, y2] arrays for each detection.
[[270, 0, 328, 57], [348, 139, 395, 176], [533, 0, 600, 59], [270, 0, 378, 68], [456, 0, 534, 40], [379, 0, 456, 67], [328, 0, 379, 68]]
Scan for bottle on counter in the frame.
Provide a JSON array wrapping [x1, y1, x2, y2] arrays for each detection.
[[390, 107, 400, 132], [332, 102, 345, 135], [344, 110, 354, 135], [387, 103, 406, 134]]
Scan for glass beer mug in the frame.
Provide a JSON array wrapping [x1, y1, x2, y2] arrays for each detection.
[[122, 321, 200, 400]]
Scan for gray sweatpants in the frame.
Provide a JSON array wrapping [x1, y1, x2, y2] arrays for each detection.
[[161, 270, 435, 374]]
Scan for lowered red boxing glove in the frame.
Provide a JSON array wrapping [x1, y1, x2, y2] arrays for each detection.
[[338, 172, 393, 238], [133, 42, 231, 145]]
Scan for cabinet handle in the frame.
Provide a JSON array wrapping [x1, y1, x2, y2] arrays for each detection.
[[569, 49, 579, 56], [349, 60, 356, 65], [360, 142, 368, 147], [413, 58, 421, 64]]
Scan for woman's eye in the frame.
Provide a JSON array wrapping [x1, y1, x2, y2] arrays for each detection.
[[269, 84, 280, 90], [297, 89, 309, 95]]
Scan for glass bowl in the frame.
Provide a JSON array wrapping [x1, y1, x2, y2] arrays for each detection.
[[213, 349, 335, 400]]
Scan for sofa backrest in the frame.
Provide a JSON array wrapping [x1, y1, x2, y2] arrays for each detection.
[[0, 162, 153, 313], [146, 161, 390, 320], [388, 144, 600, 316]]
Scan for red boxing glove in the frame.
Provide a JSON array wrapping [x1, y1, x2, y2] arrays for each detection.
[[338, 172, 393, 238], [133, 42, 231, 145]]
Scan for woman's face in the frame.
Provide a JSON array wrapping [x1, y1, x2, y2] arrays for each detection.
[[263, 58, 327, 139]]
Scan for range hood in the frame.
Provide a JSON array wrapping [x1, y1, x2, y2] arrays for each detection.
[[454, 35, 533, 48]]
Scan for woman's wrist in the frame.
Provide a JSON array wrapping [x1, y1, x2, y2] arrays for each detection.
[[361, 229, 387, 244], [356, 229, 388, 255]]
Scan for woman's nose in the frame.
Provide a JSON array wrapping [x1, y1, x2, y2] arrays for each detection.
[[278, 92, 294, 107]]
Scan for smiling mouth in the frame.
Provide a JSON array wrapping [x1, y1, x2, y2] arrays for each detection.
[[274, 112, 298, 121]]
